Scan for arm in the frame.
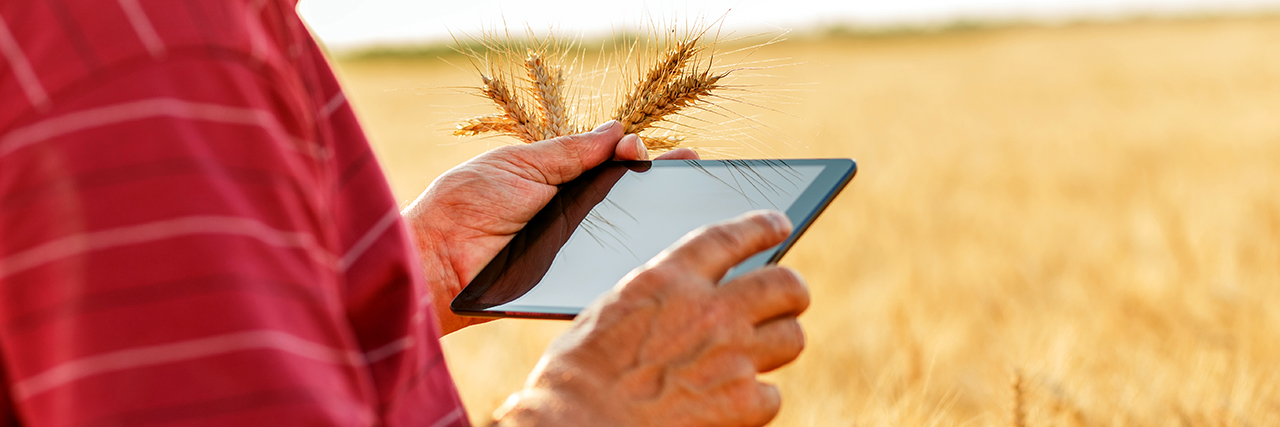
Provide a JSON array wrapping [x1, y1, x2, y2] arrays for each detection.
[[0, 57, 453, 425]]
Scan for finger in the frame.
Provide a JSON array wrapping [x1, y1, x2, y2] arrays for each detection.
[[612, 134, 650, 161], [750, 317, 805, 373], [654, 147, 700, 160], [496, 120, 624, 185], [658, 210, 793, 281], [742, 382, 782, 426], [719, 266, 810, 322]]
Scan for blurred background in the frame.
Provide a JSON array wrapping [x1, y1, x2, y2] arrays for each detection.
[[301, 1, 1280, 425]]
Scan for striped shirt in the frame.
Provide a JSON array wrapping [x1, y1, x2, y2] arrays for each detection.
[[0, 1, 467, 425]]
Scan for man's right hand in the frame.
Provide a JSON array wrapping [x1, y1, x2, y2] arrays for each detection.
[[492, 211, 811, 427]]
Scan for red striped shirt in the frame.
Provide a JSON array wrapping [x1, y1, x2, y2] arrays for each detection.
[[0, 1, 467, 425]]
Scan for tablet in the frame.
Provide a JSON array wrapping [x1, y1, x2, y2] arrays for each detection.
[[451, 158, 857, 319]]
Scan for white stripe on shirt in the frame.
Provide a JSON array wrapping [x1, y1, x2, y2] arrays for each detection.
[[0, 13, 51, 110], [12, 330, 365, 400], [0, 97, 309, 158], [0, 215, 336, 281], [117, 0, 166, 58]]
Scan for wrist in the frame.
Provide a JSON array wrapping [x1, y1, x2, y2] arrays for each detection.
[[491, 390, 553, 426], [400, 202, 469, 334], [493, 358, 625, 426], [491, 388, 597, 427]]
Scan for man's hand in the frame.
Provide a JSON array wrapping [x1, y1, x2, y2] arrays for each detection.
[[402, 121, 699, 335], [493, 211, 810, 427]]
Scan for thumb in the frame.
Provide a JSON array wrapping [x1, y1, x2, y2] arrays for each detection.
[[497, 121, 624, 185]]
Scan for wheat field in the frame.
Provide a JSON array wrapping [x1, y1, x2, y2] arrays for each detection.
[[329, 15, 1280, 426]]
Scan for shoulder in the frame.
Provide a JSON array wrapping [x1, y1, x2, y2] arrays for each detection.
[[0, 0, 325, 132]]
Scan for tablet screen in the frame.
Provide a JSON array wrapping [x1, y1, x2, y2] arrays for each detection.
[[453, 159, 856, 318]]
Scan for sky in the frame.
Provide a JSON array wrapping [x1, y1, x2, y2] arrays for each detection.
[[298, 0, 1280, 50]]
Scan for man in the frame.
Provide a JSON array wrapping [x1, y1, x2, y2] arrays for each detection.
[[0, 1, 809, 425]]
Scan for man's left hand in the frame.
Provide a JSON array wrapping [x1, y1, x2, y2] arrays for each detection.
[[402, 121, 699, 335]]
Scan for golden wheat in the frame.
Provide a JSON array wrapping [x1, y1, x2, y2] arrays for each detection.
[[1011, 370, 1027, 427], [613, 40, 700, 131], [617, 71, 725, 137], [339, 14, 1280, 427], [638, 135, 685, 151], [474, 75, 540, 143], [454, 114, 518, 137], [524, 52, 571, 139], [454, 25, 741, 153]]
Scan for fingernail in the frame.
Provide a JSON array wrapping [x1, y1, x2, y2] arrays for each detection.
[[634, 137, 650, 160], [593, 120, 619, 133]]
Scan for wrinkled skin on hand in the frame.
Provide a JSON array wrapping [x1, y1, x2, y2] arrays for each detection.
[[494, 211, 811, 427], [402, 121, 699, 334]]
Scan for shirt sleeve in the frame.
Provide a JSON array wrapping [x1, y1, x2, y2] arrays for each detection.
[[0, 55, 385, 426], [0, 355, 17, 427]]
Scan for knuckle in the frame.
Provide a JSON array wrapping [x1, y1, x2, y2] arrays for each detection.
[[744, 211, 788, 241], [550, 134, 595, 162], [698, 224, 746, 253], [483, 147, 551, 182], [695, 300, 730, 330], [712, 305, 752, 343], [620, 266, 678, 296], [739, 267, 810, 315], [746, 211, 778, 232], [551, 139, 587, 171], [600, 292, 660, 322], [540, 134, 575, 153], [485, 144, 523, 159]]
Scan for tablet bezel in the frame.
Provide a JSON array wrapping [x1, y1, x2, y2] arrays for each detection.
[[450, 158, 857, 320]]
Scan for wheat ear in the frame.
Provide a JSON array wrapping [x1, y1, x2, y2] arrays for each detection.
[[1011, 370, 1027, 427], [639, 135, 685, 151], [456, 22, 755, 152], [481, 74, 541, 143], [454, 114, 518, 137], [618, 71, 726, 145], [614, 40, 698, 127], [525, 52, 571, 139]]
